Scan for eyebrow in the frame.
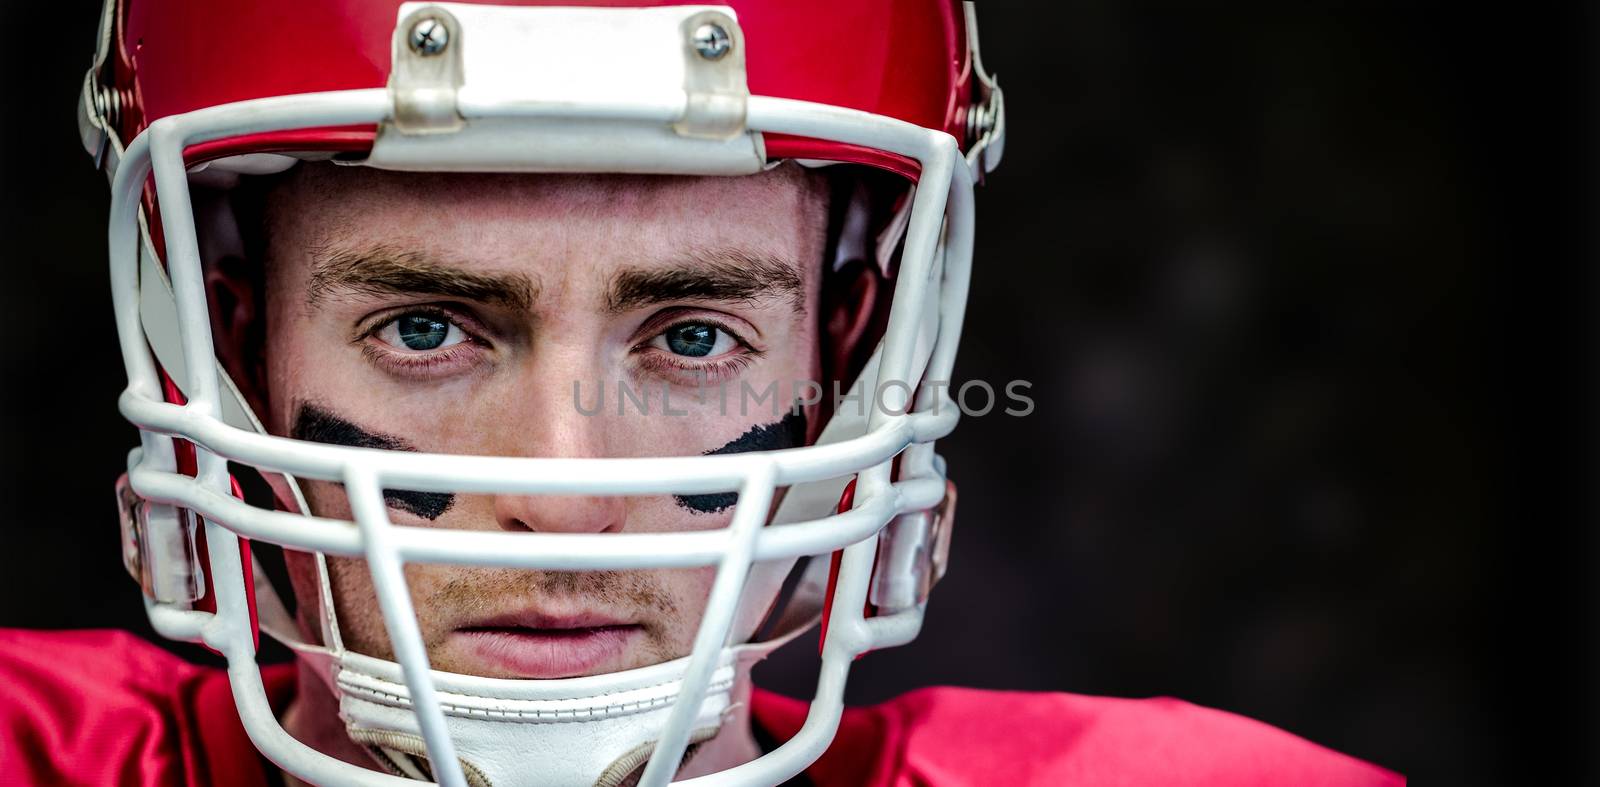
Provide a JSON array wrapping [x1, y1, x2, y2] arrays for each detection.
[[606, 249, 807, 314], [307, 246, 539, 311]]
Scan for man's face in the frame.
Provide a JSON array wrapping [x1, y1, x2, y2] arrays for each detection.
[[255, 164, 830, 680]]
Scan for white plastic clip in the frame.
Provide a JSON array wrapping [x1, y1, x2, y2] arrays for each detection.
[[116, 473, 204, 604], [390, 5, 466, 135], [674, 10, 749, 140], [869, 480, 957, 613]]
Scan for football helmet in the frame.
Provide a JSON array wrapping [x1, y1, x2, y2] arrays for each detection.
[[80, 0, 1004, 784]]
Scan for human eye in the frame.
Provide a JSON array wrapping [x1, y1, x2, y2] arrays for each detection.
[[650, 321, 742, 359], [359, 307, 488, 379], [375, 312, 470, 352], [634, 315, 761, 384]]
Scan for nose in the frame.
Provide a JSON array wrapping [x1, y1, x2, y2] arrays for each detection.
[[488, 349, 626, 534], [493, 492, 625, 534]]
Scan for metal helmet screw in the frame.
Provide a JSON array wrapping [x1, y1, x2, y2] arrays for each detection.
[[967, 101, 995, 144], [408, 17, 450, 56], [691, 22, 731, 60]]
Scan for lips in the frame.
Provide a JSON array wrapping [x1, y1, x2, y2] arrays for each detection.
[[449, 611, 643, 679]]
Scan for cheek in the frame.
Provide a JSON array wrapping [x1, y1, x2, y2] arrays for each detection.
[[320, 554, 469, 659], [262, 290, 313, 433], [320, 554, 390, 657], [624, 495, 734, 536], [651, 566, 719, 651], [298, 479, 350, 518], [282, 549, 324, 639], [262, 313, 355, 437]]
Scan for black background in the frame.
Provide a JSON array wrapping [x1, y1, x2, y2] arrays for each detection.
[[0, 2, 1591, 785]]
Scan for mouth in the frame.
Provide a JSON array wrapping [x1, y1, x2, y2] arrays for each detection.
[[449, 611, 644, 679]]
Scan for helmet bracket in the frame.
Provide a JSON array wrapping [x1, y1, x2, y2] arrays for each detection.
[[389, 6, 466, 135]]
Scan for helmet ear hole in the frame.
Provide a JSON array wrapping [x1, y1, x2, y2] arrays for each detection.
[[821, 260, 882, 413], [818, 166, 906, 421], [202, 255, 266, 414]]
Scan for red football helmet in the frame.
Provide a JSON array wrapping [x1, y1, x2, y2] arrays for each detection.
[[80, 1, 1003, 784]]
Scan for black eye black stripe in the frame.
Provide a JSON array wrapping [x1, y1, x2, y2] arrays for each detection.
[[290, 403, 455, 520], [674, 409, 808, 514], [291, 402, 807, 520]]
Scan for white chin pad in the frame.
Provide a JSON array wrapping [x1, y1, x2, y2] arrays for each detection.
[[333, 648, 749, 786]]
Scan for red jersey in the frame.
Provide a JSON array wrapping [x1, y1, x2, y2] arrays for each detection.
[[0, 629, 1403, 786]]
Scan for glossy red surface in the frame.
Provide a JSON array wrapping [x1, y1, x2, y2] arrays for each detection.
[[113, 0, 973, 178], [816, 478, 857, 656]]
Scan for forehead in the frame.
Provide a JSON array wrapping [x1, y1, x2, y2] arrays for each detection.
[[264, 163, 828, 261]]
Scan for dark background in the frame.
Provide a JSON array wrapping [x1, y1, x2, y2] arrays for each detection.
[[1, 2, 1590, 785]]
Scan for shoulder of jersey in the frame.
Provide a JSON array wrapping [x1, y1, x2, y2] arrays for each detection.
[[0, 628, 207, 784], [768, 681, 1408, 787], [864, 686, 1405, 787]]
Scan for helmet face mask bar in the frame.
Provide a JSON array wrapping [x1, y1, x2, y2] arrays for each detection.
[[90, 2, 1002, 785]]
